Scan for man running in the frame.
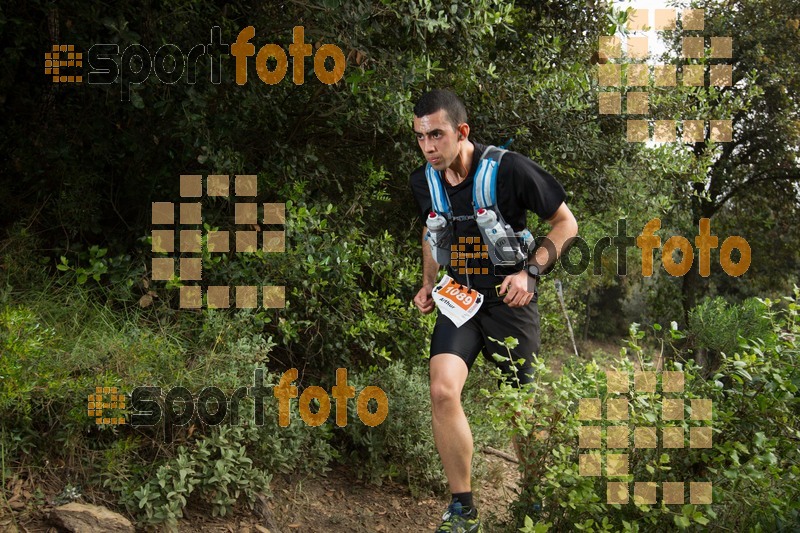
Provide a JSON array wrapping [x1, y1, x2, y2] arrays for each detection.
[[409, 89, 578, 532]]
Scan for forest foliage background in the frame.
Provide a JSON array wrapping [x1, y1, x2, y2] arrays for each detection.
[[0, 0, 798, 531]]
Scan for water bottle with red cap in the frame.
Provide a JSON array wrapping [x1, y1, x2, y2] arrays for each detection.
[[476, 208, 518, 264], [425, 211, 451, 265]]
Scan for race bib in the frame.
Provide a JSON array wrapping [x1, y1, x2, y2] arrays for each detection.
[[432, 275, 483, 328]]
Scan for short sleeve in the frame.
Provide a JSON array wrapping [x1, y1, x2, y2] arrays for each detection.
[[409, 166, 433, 220], [510, 154, 566, 220]]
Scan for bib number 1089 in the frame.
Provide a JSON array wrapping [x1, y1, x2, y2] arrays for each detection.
[[431, 275, 483, 328], [444, 286, 474, 305]]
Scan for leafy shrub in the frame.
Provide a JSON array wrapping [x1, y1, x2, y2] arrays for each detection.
[[478, 290, 799, 532], [98, 366, 341, 528], [0, 306, 57, 416], [339, 362, 446, 496], [157, 161, 428, 375], [0, 301, 106, 462], [536, 278, 584, 357], [688, 296, 774, 368], [0, 291, 343, 528], [191, 308, 278, 390], [246, 372, 340, 477], [119, 425, 271, 529], [0, 223, 49, 289]]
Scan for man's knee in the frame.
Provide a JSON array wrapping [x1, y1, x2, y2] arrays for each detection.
[[429, 353, 468, 409], [430, 379, 462, 408]]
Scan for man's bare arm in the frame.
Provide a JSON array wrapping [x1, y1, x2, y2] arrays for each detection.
[[421, 226, 440, 287], [530, 202, 579, 270], [414, 226, 440, 314], [499, 201, 578, 307]]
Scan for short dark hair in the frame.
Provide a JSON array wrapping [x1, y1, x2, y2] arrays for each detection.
[[413, 89, 467, 132]]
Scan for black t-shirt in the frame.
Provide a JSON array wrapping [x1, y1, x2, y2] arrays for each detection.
[[409, 142, 566, 289]]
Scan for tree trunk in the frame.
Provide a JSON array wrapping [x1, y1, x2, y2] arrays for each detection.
[[681, 266, 708, 324], [682, 183, 715, 323]]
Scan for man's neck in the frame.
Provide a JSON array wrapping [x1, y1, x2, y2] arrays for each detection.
[[444, 141, 474, 185]]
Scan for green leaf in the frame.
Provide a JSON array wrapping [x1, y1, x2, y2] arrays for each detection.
[[504, 336, 520, 349], [130, 91, 145, 109]]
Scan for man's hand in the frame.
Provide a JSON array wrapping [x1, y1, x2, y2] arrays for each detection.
[[414, 284, 436, 314], [499, 271, 536, 308]]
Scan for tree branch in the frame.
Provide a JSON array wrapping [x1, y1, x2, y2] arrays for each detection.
[[714, 170, 800, 212]]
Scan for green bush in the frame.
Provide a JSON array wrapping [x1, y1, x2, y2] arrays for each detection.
[[0, 289, 343, 528], [0, 306, 57, 416], [688, 296, 774, 368], [0, 300, 105, 462], [478, 290, 799, 532], [338, 361, 446, 496], [536, 278, 584, 357], [191, 308, 277, 390], [118, 425, 271, 529], [245, 372, 340, 477]]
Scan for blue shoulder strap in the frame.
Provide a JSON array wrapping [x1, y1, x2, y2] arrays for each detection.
[[425, 145, 508, 215], [424, 164, 451, 216], [472, 145, 507, 209]]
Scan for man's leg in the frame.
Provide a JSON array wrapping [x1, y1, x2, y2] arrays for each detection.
[[428, 315, 484, 531], [429, 353, 472, 493]]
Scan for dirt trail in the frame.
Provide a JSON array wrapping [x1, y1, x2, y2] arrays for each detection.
[[262, 455, 520, 533]]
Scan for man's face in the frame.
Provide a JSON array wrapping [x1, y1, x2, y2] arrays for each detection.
[[413, 109, 461, 172]]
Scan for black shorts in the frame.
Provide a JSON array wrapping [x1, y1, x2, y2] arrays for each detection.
[[430, 293, 540, 388]]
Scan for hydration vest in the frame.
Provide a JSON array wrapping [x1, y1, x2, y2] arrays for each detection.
[[424, 145, 535, 267]]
